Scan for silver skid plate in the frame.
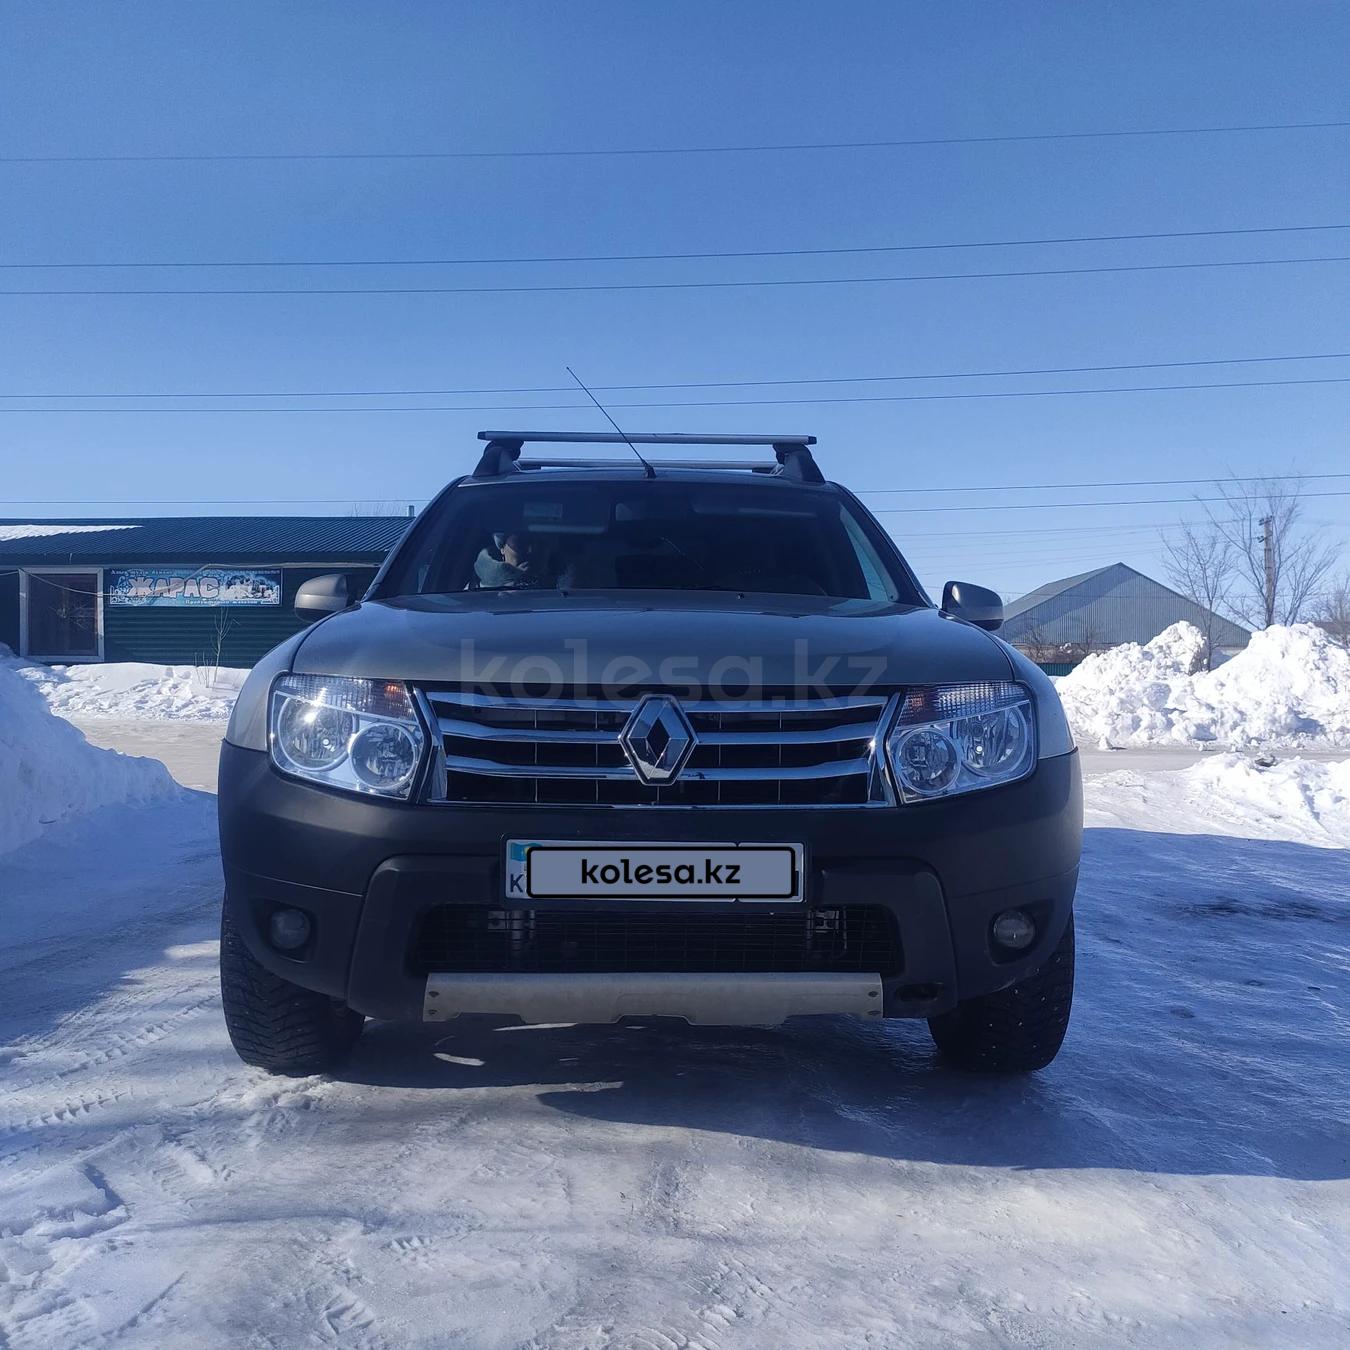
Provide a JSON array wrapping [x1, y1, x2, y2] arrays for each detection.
[[422, 971, 883, 1027]]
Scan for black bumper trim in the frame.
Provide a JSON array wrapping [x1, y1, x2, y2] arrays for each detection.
[[219, 744, 1081, 1022]]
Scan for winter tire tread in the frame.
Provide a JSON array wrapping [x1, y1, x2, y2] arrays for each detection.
[[927, 914, 1075, 1073], [219, 904, 364, 1075]]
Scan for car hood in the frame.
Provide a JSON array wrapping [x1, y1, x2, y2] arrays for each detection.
[[293, 591, 1014, 690]]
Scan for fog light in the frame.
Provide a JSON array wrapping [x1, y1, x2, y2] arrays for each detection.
[[992, 909, 1036, 951], [269, 907, 312, 951]]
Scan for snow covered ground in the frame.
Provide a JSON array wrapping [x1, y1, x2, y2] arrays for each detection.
[[2, 653, 246, 724], [2, 721, 1348, 1346]]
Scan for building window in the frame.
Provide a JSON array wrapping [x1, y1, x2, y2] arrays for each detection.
[[25, 570, 102, 660]]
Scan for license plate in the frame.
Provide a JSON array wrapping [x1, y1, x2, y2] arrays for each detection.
[[505, 841, 804, 902]]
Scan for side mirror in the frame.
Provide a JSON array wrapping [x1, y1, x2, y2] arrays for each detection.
[[941, 580, 1003, 631], [294, 573, 351, 622]]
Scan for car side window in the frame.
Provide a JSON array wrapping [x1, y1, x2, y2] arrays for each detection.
[[838, 506, 898, 601]]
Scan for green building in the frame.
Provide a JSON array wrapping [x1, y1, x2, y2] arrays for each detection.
[[0, 516, 410, 667]]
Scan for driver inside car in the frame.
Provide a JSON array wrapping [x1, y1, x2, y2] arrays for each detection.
[[474, 530, 540, 588]]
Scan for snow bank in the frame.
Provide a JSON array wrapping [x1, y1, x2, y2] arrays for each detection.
[[0, 663, 178, 854], [5, 656, 247, 722], [1085, 752, 1350, 847], [1057, 621, 1350, 749], [1181, 754, 1350, 847]]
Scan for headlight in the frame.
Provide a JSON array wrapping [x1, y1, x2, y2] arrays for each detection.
[[886, 682, 1035, 803], [269, 675, 425, 799]]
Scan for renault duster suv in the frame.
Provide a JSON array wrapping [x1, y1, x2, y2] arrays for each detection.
[[219, 432, 1081, 1076]]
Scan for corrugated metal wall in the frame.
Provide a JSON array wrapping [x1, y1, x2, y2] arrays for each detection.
[[103, 566, 378, 666], [1002, 565, 1249, 650]]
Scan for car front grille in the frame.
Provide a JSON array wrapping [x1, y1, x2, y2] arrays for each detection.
[[419, 690, 898, 807], [410, 905, 903, 976]]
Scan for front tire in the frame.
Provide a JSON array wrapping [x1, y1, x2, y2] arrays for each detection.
[[928, 914, 1074, 1072], [219, 905, 364, 1076]]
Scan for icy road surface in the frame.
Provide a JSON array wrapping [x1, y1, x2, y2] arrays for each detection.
[[2, 748, 1348, 1347]]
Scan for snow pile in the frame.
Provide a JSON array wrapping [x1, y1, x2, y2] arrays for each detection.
[[1182, 754, 1350, 847], [1086, 751, 1350, 847], [1057, 622, 1350, 749], [0, 662, 178, 854], [7, 657, 248, 722]]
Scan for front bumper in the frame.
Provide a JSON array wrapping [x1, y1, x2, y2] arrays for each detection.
[[219, 743, 1082, 1022]]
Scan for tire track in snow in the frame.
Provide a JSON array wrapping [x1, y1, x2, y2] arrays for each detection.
[[0, 1091, 132, 1142], [6, 991, 220, 1101]]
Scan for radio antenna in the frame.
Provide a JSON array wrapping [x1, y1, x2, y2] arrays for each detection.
[[565, 366, 656, 478]]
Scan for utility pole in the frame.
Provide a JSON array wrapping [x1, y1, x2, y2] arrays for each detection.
[[1260, 514, 1276, 626]]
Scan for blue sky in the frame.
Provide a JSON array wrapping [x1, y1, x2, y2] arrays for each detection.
[[1, 0, 1347, 600]]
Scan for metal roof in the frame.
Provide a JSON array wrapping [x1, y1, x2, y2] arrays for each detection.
[[0, 515, 411, 564], [1001, 562, 1251, 649], [1002, 565, 1121, 622]]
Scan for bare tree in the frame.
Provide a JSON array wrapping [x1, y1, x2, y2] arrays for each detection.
[[1012, 620, 1053, 664], [1059, 616, 1105, 665], [1160, 520, 1234, 669], [196, 608, 235, 688], [1313, 572, 1350, 648], [1204, 474, 1340, 628], [1012, 617, 1105, 667]]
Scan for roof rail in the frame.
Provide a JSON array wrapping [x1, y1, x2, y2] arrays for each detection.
[[470, 430, 823, 483]]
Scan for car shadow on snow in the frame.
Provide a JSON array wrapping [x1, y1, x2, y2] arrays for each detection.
[[337, 828, 1350, 1184]]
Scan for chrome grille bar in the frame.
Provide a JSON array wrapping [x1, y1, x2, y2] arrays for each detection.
[[420, 689, 898, 808], [435, 713, 878, 747], [437, 690, 888, 714], [440, 750, 876, 781]]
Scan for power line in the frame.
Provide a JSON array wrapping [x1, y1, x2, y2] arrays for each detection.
[[0, 505, 1192, 537], [3, 119, 1346, 164], [857, 470, 1350, 496], [4, 222, 1346, 271], [892, 522, 1205, 540], [2, 254, 1347, 297], [868, 490, 1350, 515], [2, 477, 1344, 509], [876, 514, 1347, 540], [0, 500, 415, 507], [2, 374, 1346, 412], [3, 350, 1345, 400], [4, 492, 1348, 517]]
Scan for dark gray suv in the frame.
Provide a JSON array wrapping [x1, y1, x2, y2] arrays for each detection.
[[219, 432, 1081, 1076]]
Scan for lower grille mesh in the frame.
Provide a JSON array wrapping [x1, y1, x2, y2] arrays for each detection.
[[411, 905, 902, 976]]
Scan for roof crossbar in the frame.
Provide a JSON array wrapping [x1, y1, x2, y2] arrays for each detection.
[[471, 430, 823, 483], [477, 431, 815, 445]]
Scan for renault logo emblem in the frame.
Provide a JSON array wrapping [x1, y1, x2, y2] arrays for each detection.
[[619, 695, 697, 786]]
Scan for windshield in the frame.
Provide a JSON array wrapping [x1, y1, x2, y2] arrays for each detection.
[[379, 480, 918, 603]]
